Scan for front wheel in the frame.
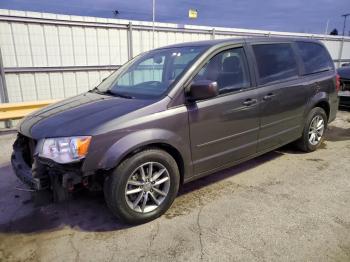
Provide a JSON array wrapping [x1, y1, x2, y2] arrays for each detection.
[[104, 148, 180, 224], [296, 107, 327, 152]]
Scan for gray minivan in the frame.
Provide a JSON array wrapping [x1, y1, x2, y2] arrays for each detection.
[[12, 37, 339, 224]]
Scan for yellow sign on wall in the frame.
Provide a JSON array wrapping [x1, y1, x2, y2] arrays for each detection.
[[189, 9, 198, 19]]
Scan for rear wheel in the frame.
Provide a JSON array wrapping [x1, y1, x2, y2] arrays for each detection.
[[296, 107, 327, 152], [104, 148, 180, 224]]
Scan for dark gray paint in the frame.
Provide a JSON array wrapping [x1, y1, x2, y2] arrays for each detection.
[[16, 37, 339, 184]]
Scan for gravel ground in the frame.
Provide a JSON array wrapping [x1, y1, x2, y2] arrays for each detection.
[[0, 111, 349, 262]]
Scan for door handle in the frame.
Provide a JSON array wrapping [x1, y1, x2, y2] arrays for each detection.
[[242, 98, 257, 106], [263, 93, 275, 100]]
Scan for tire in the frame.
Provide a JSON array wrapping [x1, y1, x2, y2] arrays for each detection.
[[104, 148, 180, 224], [296, 107, 327, 152]]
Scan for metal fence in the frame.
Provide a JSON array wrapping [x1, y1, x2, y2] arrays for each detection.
[[0, 8, 350, 105]]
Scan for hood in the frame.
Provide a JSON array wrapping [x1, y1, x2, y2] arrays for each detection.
[[19, 92, 155, 139]]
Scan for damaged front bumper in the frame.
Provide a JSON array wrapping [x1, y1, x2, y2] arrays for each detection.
[[11, 135, 49, 190], [11, 148, 44, 190], [11, 134, 86, 198]]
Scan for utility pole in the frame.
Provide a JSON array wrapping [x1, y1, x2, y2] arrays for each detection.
[[324, 19, 330, 35], [341, 13, 350, 36], [152, 0, 155, 48]]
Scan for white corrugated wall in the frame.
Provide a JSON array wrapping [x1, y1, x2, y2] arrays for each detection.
[[0, 8, 349, 105]]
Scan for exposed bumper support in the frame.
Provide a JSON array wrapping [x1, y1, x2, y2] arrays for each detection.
[[11, 149, 43, 190]]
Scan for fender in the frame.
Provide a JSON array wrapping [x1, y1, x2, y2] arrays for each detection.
[[94, 128, 193, 179], [303, 91, 329, 120]]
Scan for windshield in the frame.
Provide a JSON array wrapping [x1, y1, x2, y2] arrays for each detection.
[[96, 46, 207, 99]]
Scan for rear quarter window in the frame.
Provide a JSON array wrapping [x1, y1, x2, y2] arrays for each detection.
[[252, 43, 299, 85], [296, 42, 334, 75]]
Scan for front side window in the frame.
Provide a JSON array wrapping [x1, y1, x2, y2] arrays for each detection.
[[97, 46, 207, 99], [194, 47, 251, 94], [253, 43, 298, 85], [296, 42, 334, 75]]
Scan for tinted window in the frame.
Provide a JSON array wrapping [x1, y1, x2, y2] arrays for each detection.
[[296, 42, 334, 75], [253, 43, 298, 85], [194, 47, 251, 94]]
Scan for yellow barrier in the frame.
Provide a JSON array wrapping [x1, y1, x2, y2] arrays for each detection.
[[0, 100, 58, 121]]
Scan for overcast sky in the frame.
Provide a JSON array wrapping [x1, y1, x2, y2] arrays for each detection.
[[1, 0, 349, 34]]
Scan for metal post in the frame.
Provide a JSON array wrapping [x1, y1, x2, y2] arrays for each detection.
[[0, 47, 9, 103], [324, 19, 329, 35], [127, 22, 133, 60], [211, 28, 215, 40], [0, 47, 11, 128], [342, 14, 350, 36], [337, 37, 345, 68], [152, 0, 155, 48]]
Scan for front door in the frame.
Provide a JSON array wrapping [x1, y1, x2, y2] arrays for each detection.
[[188, 46, 260, 175]]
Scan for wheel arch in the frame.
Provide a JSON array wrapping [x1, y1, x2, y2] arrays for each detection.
[[305, 92, 330, 121], [314, 100, 330, 121], [116, 143, 185, 185], [96, 129, 191, 185]]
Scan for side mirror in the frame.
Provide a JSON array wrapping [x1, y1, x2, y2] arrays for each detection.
[[188, 80, 219, 101]]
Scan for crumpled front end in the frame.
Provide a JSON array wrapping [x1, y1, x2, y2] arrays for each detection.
[[11, 133, 48, 190], [11, 133, 91, 202]]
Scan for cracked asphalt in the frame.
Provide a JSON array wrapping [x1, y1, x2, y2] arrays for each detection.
[[0, 110, 350, 262]]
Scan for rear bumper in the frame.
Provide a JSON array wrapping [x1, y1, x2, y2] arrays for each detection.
[[328, 95, 339, 123]]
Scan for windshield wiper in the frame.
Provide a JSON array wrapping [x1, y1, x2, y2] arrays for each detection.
[[105, 90, 134, 99], [89, 86, 102, 93], [89, 87, 133, 99]]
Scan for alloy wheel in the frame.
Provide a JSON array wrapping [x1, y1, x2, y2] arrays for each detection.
[[125, 162, 171, 213], [308, 115, 325, 146]]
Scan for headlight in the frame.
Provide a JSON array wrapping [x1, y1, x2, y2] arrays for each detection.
[[39, 136, 91, 164]]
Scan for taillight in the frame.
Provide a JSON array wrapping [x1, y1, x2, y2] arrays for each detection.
[[336, 74, 341, 92]]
